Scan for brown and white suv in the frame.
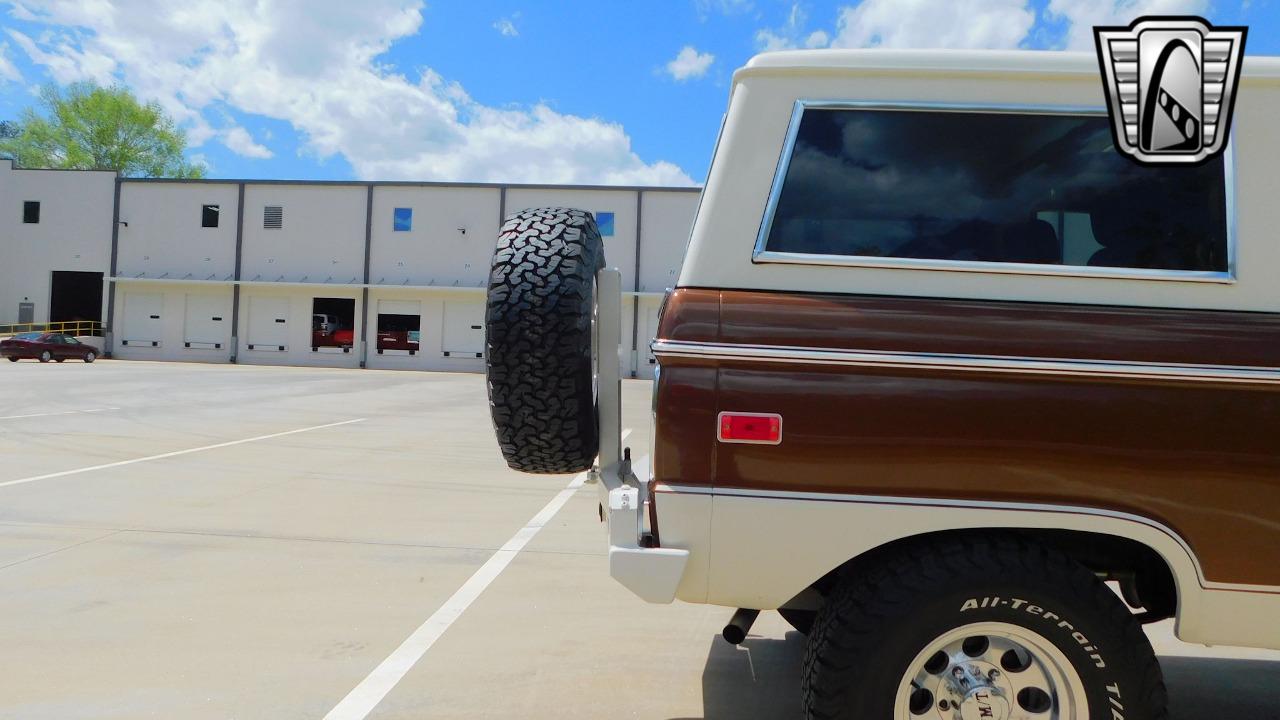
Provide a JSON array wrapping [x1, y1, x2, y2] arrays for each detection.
[[483, 49, 1280, 720]]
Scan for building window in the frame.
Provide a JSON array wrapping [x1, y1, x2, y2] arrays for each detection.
[[393, 207, 412, 232], [760, 106, 1228, 274], [202, 204, 220, 228], [264, 205, 283, 229], [23, 201, 40, 224], [594, 211, 615, 237]]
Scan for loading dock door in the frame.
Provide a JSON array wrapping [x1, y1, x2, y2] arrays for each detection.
[[50, 271, 104, 325], [441, 301, 484, 356], [378, 300, 421, 317], [377, 300, 422, 354], [247, 297, 290, 351], [184, 295, 229, 349], [121, 292, 164, 347]]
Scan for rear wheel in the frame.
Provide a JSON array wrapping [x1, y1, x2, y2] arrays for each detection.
[[6, 356, 18, 362], [38, 350, 52, 363], [802, 534, 1167, 720], [485, 208, 605, 474], [55, 358, 65, 362], [84, 351, 96, 363]]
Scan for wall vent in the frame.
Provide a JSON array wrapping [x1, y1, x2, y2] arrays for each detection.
[[263, 205, 283, 229]]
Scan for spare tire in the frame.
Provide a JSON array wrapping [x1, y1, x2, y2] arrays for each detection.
[[485, 208, 605, 474]]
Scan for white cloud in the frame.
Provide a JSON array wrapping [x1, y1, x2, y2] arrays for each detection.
[[7, 29, 115, 84], [755, 3, 825, 51], [1046, 0, 1209, 50], [804, 30, 831, 48], [665, 46, 715, 81], [221, 126, 273, 159], [8, 1, 693, 185], [493, 15, 518, 37], [0, 42, 21, 83], [696, 0, 753, 20], [831, 0, 1035, 49]]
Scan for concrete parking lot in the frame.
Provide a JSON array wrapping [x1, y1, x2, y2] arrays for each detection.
[[0, 360, 1276, 719]]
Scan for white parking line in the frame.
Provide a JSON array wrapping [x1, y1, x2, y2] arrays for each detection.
[[323, 428, 633, 720], [0, 407, 121, 421], [0, 418, 367, 489]]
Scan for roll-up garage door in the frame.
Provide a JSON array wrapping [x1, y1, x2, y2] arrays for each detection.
[[121, 292, 163, 347], [442, 301, 484, 356], [378, 300, 420, 316], [247, 297, 290, 351], [184, 294, 230, 349]]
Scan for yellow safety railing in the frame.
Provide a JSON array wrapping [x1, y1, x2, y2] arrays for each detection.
[[0, 320, 105, 338]]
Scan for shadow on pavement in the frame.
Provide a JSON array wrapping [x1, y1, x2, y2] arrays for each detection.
[[1162, 656, 1280, 720], [672, 631, 806, 720], [673, 631, 1280, 720]]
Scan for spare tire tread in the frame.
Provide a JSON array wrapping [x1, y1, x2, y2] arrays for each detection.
[[486, 207, 604, 474]]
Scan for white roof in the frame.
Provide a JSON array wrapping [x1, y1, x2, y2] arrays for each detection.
[[740, 48, 1280, 79]]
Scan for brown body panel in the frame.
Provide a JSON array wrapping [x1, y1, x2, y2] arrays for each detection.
[[654, 288, 1280, 587]]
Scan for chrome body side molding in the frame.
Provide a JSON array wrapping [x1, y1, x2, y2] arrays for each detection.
[[651, 339, 1280, 385]]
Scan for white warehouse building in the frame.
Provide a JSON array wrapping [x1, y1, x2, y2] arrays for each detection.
[[0, 159, 700, 378]]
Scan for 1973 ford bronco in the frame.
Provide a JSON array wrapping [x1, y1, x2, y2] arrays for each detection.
[[484, 49, 1280, 719]]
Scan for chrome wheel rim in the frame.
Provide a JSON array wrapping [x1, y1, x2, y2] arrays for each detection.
[[894, 622, 1087, 720]]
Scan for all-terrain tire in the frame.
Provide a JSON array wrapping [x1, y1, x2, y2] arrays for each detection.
[[801, 534, 1168, 719], [485, 208, 605, 474]]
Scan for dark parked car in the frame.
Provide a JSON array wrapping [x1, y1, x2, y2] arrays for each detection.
[[1, 332, 99, 363], [376, 329, 418, 352]]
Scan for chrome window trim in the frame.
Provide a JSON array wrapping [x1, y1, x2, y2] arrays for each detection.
[[751, 100, 1238, 284], [651, 339, 1280, 385]]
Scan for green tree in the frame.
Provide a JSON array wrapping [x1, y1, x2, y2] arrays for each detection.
[[0, 82, 205, 177]]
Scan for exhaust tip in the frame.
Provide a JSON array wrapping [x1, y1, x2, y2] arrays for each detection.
[[722, 608, 760, 645]]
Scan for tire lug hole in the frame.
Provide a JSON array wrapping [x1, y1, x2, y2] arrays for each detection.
[[908, 688, 933, 715], [962, 635, 989, 657], [1000, 648, 1032, 673], [1017, 686, 1053, 714]]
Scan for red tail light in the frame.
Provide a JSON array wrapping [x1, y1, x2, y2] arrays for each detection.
[[717, 412, 782, 445]]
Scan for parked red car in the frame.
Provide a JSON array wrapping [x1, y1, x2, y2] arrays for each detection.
[[1, 332, 99, 363], [311, 328, 355, 349], [376, 330, 418, 352]]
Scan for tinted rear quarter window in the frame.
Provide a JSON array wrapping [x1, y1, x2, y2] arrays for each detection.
[[760, 107, 1229, 274]]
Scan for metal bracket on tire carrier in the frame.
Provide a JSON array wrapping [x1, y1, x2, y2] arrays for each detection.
[[592, 268, 689, 604], [596, 268, 625, 491]]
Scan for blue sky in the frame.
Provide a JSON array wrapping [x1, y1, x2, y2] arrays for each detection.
[[0, 1, 1275, 184]]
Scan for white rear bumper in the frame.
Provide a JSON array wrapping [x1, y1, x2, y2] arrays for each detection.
[[599, 467, 689, 604]]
